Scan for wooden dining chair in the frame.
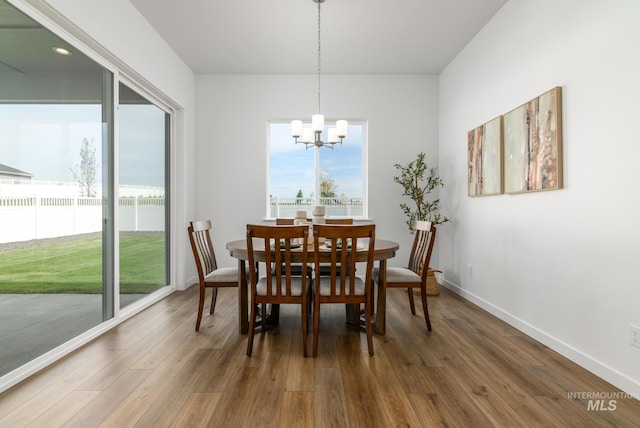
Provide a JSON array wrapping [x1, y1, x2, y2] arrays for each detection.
[[374, 220, 436, 332], [312, 224, 376, 357], [246, 224, 311, 357], [188, 220, 241, 332]]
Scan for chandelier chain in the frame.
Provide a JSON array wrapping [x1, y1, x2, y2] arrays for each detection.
[[291, 0, 347, 150], [317, 0, 321, 114]]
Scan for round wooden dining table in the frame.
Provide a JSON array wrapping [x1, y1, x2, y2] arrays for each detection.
[[225, 238, 399, 335]]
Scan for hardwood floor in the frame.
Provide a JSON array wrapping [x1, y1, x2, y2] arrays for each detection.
[[1, 285, 639, 427]]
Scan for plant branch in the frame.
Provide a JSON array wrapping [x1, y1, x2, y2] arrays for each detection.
[[393, 151, 450, 232]]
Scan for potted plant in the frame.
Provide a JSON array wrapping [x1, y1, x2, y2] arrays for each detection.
[[393, 152, 450, 295]]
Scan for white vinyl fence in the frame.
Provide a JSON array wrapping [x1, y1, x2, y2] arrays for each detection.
[[0, 196, 165, 244], [269, 197, 364, 219]]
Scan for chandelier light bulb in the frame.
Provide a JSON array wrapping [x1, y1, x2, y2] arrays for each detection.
[[291, 120, 303, 138], [328, 128, 338, 143], [312, 114, 324, 132], [302, 128, 313, 144], [336, 120, 348, 138]]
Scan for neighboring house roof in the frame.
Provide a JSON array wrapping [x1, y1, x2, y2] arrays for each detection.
[[0, 163, 33, 179]]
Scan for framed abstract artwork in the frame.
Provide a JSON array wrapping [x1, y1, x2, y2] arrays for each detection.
[[503, 87, 563, 194], [468, 115, 503, 196]]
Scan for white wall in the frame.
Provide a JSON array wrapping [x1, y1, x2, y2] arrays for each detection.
[[24, 0, 197, 290], [195, 74, 439, 269], [439, 0, 640, 394]]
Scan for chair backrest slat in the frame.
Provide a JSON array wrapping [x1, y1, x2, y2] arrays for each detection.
[[275, 218, 296, 225], [325, 218, 353, 225]]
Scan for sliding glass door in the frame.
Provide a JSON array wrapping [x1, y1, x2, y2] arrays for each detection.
[[118, 83, 169, 309], [0, 0, 111, 375], [0, 0, 171, 379]]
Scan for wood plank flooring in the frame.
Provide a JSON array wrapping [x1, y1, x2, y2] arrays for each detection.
[[1, 285, 639, 427]]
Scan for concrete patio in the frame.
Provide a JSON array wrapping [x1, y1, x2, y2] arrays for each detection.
[[0, 293, 143, 376]]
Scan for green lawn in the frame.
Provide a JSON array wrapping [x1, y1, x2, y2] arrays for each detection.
[[0, 234, 166, 293]]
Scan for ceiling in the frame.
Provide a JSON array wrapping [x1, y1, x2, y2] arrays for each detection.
[[129, 0, 507, 75], [0, 0, 507, 84], [0, 0, 100, 75]]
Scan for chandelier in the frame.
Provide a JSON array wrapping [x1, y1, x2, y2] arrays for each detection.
[[291, 0, 347, 149]]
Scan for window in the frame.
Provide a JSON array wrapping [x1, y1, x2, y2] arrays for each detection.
[[268, 121, 367, 219]]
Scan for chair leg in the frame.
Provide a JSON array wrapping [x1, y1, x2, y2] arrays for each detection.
[[261, 303, 267, 335], [301, 300, 308, 357], [370, 280, 376, 316], [195, 285, 205, 332], [209, 287, 218, 315], [270, 304, 281, 325], [365, 296, 374, 356], [375, 279, 387, 335], [420, 287, 432, 332], [353, 304, 361, 333], [247, 301, 257, 356], [312, 300, 320, 357], [407, 288, 416, 315], [306, 287, 313, 333]]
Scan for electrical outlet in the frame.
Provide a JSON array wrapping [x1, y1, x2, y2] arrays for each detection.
[[467, 265, 472, 276], [631, 325, 640, 349]]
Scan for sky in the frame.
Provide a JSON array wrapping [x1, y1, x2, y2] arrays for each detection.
[[0, 104, 166, 188], [0, 104, 101, 182], [0, 105, 363, 198], [269, 122, 364, 199]]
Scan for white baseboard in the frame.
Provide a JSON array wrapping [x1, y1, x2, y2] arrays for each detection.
[[181, 276, 198, 291], [439, 277, 640, 397]]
